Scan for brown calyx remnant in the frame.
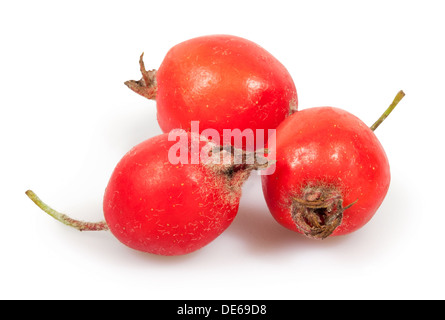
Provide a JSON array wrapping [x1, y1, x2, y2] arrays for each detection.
[[204, 144, 271, 194], [124, 53, 158, 100], [291, 186, 357, 240], [288, 98, 298, 115], [212, 145, 270, 175]]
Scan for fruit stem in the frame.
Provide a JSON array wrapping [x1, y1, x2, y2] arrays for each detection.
[[370, 90, 405, 131], [25, 190, 109, 231]]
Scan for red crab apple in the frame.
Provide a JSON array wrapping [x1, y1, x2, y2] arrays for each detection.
[[26, 132, 269, 255], [261, 91, 405, 239], [125, 34, 298, 150]]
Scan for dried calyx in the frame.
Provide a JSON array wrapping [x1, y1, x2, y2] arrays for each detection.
[[291, 186, 357, 240], [124, 53, 158, 100], [211, 145, 270, 175], [205, 144, 271, 192]]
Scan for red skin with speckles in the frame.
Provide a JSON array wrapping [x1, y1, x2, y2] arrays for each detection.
[[126, 35, 298, 150], [103, 132, 253, 255], [261, 107, 391, 238]]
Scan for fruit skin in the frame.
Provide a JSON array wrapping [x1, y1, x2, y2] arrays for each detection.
[[261, 107, 391, 238], [103, 132, 253, 255], [126, 34, 298, 150]]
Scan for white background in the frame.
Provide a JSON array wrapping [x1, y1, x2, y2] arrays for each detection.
[[1, 0, 444, 300]]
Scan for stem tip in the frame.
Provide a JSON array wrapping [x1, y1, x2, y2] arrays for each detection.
[[370, 90, 405, 131], [25, 189, 108, 231]]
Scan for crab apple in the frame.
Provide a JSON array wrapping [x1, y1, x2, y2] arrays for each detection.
[[26, 132, 269, 255], [261, 91, 405, 239], [125, 34, 298, 150]]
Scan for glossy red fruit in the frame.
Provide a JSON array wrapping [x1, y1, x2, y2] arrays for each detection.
[[261, 92, 405, 239], [103, 132, 258, 255], [26, 132, 267, 255], [125, 34, 298, 150]]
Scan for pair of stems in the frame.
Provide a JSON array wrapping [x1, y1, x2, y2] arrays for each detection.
[[25, 90, 406, 231]]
